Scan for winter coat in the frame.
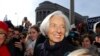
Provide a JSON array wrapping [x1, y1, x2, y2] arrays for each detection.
[[7, 38, 24, 56], [33, 38, 76, 56]]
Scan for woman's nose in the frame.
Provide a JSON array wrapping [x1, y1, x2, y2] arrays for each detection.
[[56, 27, 62, 33]]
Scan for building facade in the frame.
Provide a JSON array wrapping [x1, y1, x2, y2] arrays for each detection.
[[35, 1, 85, 26]]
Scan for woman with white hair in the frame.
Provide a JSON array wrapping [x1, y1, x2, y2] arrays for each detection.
[[93, 21, 100, 34], [33, 11, 76, 56], [93, 21, 100, 56], [67, 48, 98, 56]]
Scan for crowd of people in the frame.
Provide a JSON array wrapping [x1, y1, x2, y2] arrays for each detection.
[[0, 10, 100, 56]]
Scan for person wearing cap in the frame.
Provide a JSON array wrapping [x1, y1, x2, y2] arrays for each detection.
[[33, 11, 76, 56], [0, 21, 10, 56], [0, 21, 24, 56]]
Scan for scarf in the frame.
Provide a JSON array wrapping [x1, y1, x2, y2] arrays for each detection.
[[44, 39, 63, 56]]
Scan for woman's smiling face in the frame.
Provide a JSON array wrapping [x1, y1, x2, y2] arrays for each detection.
[[47, 15, 66, 45]]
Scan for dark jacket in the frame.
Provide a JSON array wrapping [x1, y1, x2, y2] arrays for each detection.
[[34, 38, 76, 56], [7, 38, 24, 56]]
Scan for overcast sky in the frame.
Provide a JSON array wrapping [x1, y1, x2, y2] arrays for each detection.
[[0, 0, 100, 26]]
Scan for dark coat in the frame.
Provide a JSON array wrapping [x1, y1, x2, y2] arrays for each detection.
[[7, 38, 24, 56], [33, 38, 76, 56]]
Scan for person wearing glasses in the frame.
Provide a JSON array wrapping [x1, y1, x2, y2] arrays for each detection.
[[0, 21, 23, 56]]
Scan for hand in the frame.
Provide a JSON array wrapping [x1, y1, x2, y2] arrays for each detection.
[[25, 48, 33, 56], [14, 40, 23, 51]]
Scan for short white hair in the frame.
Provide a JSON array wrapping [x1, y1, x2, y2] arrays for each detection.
[[93, 21, 100, 33], [68, 48, 91, 56], [40, 10, 70, 37]]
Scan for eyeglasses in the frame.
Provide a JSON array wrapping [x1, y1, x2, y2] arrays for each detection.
[[0, 32, 5, 35], [0, 32, 6, 38]]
